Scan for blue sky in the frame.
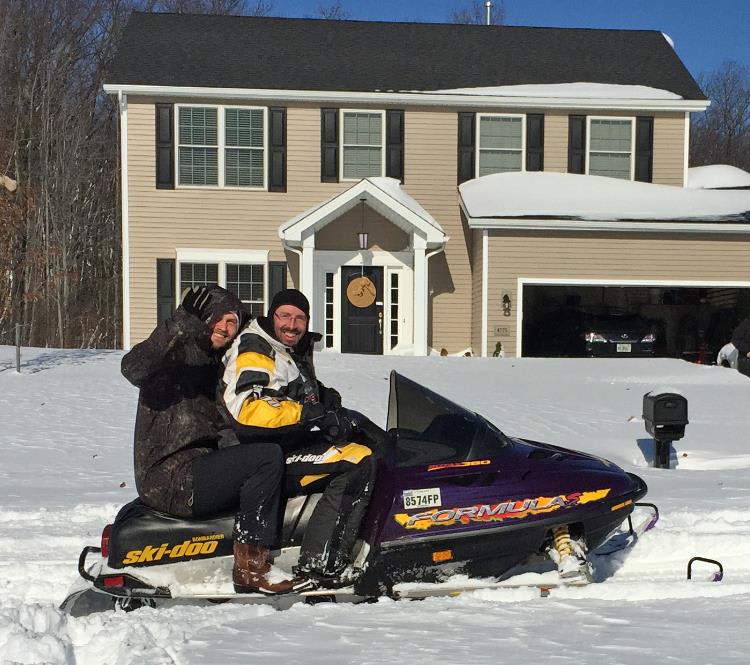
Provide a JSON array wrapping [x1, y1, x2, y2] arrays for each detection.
[[278, 0, 749, 82]]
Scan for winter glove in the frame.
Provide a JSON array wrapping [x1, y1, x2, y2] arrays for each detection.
[[319, 408, 355, 444], [301, 401, 326, 424], [181, 286, 213, 321], [318, 384, 342, 411]]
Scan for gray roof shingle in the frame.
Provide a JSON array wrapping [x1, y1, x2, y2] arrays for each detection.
[[106, 12, 705, 100]]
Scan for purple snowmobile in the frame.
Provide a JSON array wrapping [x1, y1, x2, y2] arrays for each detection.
[[61, 371, 655, 615]]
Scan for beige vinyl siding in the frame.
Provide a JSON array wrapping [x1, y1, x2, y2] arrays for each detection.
[[653, 113, 686, 186], [316, 205, 409, 251], [485, 230, 750, 357], [543, 112, 569, 173], [402, 109, 471, 352]]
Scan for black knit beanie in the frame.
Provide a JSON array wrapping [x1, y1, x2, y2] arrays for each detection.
[[267, 289, 310, 319]]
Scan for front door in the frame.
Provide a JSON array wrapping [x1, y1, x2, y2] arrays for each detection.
[[341, 266, 384, 354]]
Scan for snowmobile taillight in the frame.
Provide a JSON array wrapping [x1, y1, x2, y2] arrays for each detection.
[[584, 332, 607, 343], [100, 524, 112, 558], [102, 575, 125, 588], [432, 549, 453, 563]]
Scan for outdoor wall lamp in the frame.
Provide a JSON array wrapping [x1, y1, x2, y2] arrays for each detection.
[[502, 294, 512, 317], [358, 198, 368, 250]]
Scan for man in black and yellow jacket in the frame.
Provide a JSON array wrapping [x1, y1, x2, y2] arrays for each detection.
[[222, 289, 375, 587]]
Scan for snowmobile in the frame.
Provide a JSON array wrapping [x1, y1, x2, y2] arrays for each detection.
[[61, 371, 655, 616]]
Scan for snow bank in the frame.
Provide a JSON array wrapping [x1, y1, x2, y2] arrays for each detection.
[[687, 164, 750, 189]]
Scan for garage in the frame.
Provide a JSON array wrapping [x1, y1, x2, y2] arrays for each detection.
[[521, 282, 750, 361]]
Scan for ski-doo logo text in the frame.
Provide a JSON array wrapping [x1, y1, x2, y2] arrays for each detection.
[[394, 489, 611, 530], [286, 453, 326, 464], [122, 534, 223, 565]]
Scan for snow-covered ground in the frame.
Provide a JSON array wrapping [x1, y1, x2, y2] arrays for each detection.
[[1, 346, 749, 664]]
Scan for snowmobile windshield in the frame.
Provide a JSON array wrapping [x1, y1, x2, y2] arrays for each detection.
[[387, 372, 509, 467]]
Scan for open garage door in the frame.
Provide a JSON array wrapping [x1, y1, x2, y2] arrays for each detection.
[[522, 284, 750, 361]]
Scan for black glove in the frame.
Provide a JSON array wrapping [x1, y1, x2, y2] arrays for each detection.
[[181, 286, 213, 321], [319, 408, 354, 444], [318, 384, 342, 411], [301, 401, 326, 424]]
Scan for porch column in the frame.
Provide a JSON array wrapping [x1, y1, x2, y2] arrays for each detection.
[[413, 236, 428, 356], [301, 234, 315, 329]]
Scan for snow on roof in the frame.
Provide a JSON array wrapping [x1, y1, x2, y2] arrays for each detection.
[[459, 172, 750, 222], [416, 82, 682, 100], [687, 165, 750, 189]]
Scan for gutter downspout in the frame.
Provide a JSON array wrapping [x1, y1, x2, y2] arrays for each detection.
[[423, 243, 446, 356]]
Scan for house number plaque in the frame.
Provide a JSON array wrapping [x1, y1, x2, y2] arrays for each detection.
[[346, 276, 377, 308]]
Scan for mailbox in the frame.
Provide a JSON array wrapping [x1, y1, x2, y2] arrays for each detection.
[[643, 391, 688, 469]]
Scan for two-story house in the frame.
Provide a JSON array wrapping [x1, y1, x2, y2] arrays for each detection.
[[104, 12, 750, 357]]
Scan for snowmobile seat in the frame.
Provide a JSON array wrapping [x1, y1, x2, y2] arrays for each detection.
[[107, 494, 324, 569]]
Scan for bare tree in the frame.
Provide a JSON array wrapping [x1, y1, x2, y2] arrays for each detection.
[[691, 60, 750, 171], [152, 0, 273, 15], [313, 1, 350, 20], [450, 0, 504, 25]]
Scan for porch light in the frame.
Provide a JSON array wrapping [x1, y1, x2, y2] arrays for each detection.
[[502, 294, 512, 317], [358, 197, 368, 250]]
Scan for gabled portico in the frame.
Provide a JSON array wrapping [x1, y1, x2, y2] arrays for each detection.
[[280, 178, 447, 355]]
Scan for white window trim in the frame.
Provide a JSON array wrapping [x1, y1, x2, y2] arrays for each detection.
[[175, 104, 268, 190], [339, 109, 386, 182], [585, 116, 635, 181], [476, 112, 527, 178], [175, 248, 270, 309]]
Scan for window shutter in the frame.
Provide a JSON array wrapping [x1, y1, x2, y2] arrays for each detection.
[[269, 261, 287, 303], [635, 116, 654, 182], [457, 112, 476, 184], [155, 104, 174, 189], [568, 115, 586, 174], [156, 259, 176, 324], [268, 107, 287, 192], [526, 114, 544, 172], [321, 108, 339, 182], [386, 109, 405, 182]]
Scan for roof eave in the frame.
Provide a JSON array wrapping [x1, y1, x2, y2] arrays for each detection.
[[463, 216, 750, 233], [102, 84, 709, 112]]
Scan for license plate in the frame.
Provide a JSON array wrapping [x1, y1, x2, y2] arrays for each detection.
[[616, 343, 632, 353], [403, 488, 442, 509]]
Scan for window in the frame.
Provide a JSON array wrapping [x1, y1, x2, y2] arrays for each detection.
[[588, 118, 633, 180], [341, 111, 384, 179], [178, 107, 218, 185], [177, 105, 266, 188], [226, 264, 264, 317], [325, 272, 334, 348], [389, 272, 399, 350], [180, 262, 219, 293], [176, 250, 269, 315], [478, 114, 524, 176]]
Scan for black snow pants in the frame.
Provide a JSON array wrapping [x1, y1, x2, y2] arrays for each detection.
[[191, 442, 284, 547], [283, 433, 376, 575]]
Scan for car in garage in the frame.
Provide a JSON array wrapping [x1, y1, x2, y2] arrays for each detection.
[[583, 313, 656, 357]]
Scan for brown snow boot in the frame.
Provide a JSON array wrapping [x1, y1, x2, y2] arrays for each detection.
[[232, 542, 304, 595]]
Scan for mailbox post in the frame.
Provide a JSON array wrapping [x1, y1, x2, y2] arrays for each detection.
[[642, 391, 688, 469]]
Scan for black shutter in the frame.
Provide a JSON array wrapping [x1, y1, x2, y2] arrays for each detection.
[[635, 116, 654, 182], [156, 259, 176, 324], [568, 115, 587, 174], [386, 109, 405, 182], [155, 104, 174, 189], [268, 107, 287, 192], [526, 113, 544, 172], [457, 112, 476, 184], [321, 108, 339, 182], [268, 262, 287, 303]]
